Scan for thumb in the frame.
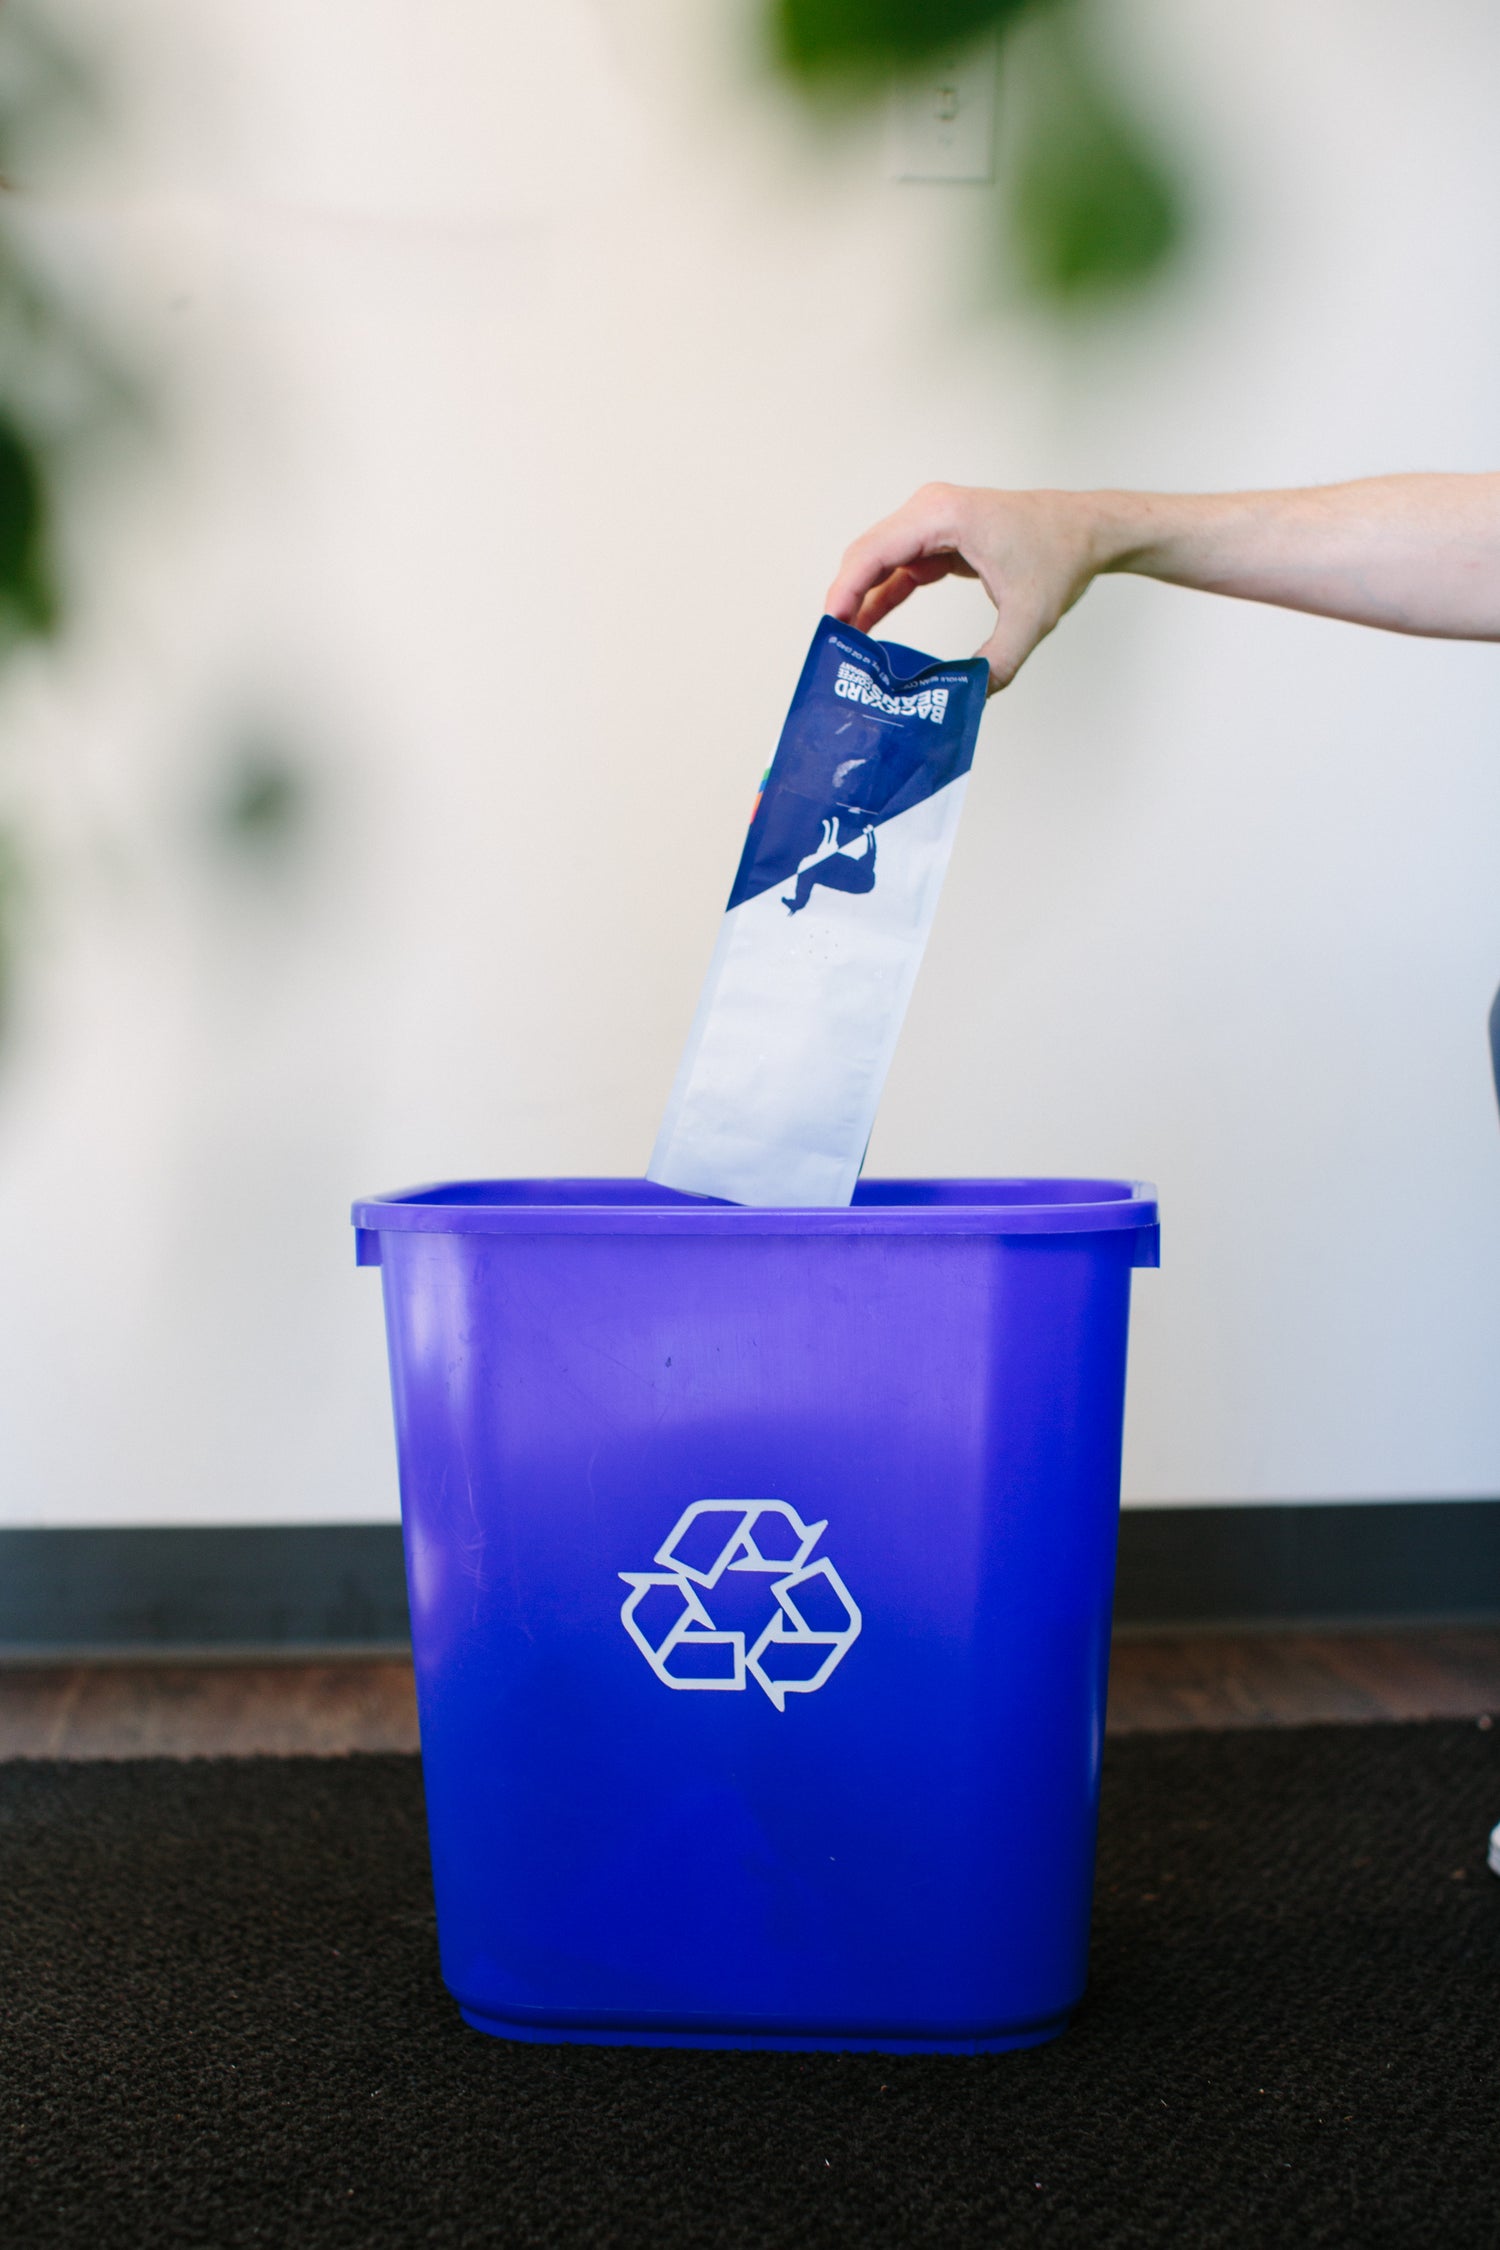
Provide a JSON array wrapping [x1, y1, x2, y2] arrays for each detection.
[[977, 603, 1055, 694]]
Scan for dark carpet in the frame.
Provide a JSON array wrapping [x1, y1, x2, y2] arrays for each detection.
[[2, 1725, 1497, 2249]]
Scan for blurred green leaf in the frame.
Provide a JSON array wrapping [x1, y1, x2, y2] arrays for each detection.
[[1008, 5, 1183, 299], [0, 1, 99, 169], [213, 744, 309, 857], [766, 0, 1185, 304], [0, 12, 150, 1062], [0, 412, 58, 636], [0, 4, 131, 666], [774, 0, 1032, 80]]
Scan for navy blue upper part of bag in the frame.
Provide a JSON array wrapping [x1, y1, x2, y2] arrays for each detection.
[[726, 618, 990, 912]]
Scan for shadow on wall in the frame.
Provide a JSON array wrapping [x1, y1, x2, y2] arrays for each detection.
[[768, 0, 1187, 304]]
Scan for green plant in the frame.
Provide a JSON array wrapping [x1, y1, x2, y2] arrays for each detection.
[[1008, 4, 1180, 298], [774, 0, 1033, 80], [0, 411, 54, 637], [0, 6, 132, 1029], [770, 0, 1186, 303], [0, 5, 129, 652]]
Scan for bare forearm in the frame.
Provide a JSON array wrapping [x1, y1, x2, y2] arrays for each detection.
[[1084, 474, 1500, 640], [828, 471, 1500, 690]]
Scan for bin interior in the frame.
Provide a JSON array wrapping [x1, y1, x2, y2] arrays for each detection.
[[385, 1177, 1142, 1212]]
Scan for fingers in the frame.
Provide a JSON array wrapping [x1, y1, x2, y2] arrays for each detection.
[[849, 566, 918, 634], [825, 484, 965, 623]]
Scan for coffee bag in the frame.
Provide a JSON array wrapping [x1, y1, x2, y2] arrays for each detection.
[[649, 617, 988, 1206]]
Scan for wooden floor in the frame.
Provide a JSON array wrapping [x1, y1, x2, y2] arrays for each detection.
[[0, 1660, 423, 1760], [1107, 1628, 1500, 1733], [0, 1631, 1497, 1757]]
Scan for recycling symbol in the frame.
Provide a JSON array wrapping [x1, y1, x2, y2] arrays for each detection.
[[620, 1501, 862, 1711]]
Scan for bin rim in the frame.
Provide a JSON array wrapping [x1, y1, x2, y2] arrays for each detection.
[[351, 1176, 1158, 1240]]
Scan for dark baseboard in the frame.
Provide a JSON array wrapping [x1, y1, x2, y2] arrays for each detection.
[[1112, 1499, 1500, 1632], [0, 1525, 412, 1661], [1115, 1503, 1500, 1629], [0, 1503, 1496, 1658]]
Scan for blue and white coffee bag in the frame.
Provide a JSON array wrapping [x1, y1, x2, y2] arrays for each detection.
[[649, 617, 989, 1207]]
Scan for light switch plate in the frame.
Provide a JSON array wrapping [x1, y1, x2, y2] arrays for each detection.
[[884, 40, 998, 183]]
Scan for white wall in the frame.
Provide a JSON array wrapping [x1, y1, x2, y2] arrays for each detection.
[[3, 0, 1499, 1527]]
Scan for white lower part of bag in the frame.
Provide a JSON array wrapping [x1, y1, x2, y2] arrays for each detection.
[[648, 777, 970, 1208]]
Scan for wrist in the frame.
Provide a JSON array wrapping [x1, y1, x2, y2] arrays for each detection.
[[1080, 489, 1191, 578]]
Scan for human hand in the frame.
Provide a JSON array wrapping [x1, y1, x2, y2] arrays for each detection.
[[825, 482, 1110, 692]]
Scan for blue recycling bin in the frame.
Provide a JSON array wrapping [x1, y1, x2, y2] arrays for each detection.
[[354, 1175, 1159, 2053]]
